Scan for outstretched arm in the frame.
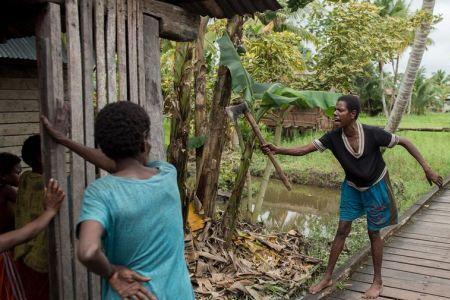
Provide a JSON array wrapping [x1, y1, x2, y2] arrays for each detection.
[[0, 179, 65, 252], [398, 137, 443, 187], [261, 143, 318, 156], [41, 116, 116, 173]]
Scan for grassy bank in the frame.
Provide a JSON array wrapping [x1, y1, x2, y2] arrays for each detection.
[[360, 112, 450, 129]]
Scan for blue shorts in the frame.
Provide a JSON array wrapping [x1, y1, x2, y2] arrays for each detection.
[[339, 176, 398, 231]]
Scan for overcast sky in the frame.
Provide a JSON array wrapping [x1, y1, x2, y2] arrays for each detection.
[[398, 0, 450, 76]]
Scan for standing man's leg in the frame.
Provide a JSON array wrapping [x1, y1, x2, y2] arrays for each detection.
[[309, 220, 352, 294], [364, 230, 383, 299]]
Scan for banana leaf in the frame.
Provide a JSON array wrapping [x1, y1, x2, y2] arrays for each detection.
[[218, 33, 341, 116]]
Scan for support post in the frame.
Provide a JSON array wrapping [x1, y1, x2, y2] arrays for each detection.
[[35, 2, 74, 299]]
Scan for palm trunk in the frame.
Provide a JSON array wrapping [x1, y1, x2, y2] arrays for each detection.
[[168, 42, 193, 225], [386, 0, 435, 133], [390, 54, 400, 111], [252, 108, 290, 222], [379, 61, 389, 117], [195, 16, 244, 219], [193, 16, 209, 173]]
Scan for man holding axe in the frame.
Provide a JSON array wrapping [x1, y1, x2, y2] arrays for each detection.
[[261, 95, 443, 299]]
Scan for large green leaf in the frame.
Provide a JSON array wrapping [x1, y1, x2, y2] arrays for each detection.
[[218, 33, 254, 102], [261, 84, 341, 116]]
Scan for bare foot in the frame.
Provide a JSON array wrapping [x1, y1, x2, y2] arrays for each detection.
[[308, 277, 333, 294], [362, 281, 383, 299]]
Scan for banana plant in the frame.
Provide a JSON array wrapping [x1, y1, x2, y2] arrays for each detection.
[[217, 33, 341, 243]]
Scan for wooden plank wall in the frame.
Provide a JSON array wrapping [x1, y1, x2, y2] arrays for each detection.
[[1, 0, 166, 298]]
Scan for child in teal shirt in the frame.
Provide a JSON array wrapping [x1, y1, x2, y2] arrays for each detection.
[[43, 102, 194, 300]]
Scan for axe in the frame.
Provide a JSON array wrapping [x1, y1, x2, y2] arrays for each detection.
[[226, 102, 292, 191]]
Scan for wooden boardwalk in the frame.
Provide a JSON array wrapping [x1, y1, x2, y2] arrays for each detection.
[[328, 184, 450, 300]]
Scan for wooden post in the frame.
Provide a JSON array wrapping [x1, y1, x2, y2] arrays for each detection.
[[117, 0, 127, 101], [80, 0, 101, 297], [95, 0, 107, 109], [128, 0, 139, 103], [65, 0, 90, 298], [35, 3, 74, 299], [143, 15, 165, 160], [106, 0, 117, 103], [137, 0, 146, 105]]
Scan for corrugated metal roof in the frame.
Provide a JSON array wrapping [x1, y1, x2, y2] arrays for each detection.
[[0, 36, 36, 61], [164, 0, 282, 18]]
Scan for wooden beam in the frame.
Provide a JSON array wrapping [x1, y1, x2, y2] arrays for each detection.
[[128, 0, 139, 103], [142, 0, 199, 42], [35, 2, 74, 299], [95, 0, 107, 108], [143, 15, 165, 160], [106, 0, 117, 103], [116, 0, 127, 101], [137, 0, 146, 106]]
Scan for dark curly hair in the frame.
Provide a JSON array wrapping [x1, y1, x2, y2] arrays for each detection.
[[338, 95, 361, 119], [95, 101, 150, 160], [21, 134, 41, 168], [0, 152, 21, 176]]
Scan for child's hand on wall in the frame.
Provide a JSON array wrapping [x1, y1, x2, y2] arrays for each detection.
[[43, 178, 65, 214]]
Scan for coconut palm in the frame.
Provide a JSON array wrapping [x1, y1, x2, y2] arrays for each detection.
[[385, 0, 435, 132]]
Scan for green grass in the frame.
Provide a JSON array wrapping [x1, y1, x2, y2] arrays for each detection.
[[360, 112, 450, 129]]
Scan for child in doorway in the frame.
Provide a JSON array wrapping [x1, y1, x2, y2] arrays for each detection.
[[1, 151, 65, 300], [14, 135, 50, 300]]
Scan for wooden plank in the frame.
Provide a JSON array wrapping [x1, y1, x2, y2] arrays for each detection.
[[421, 208, 450, 217], [332, 289, 390, 300], [384, 246, 450, 263], [65, 0, 89, 298], [414, 214, 450, 225], [429, 202, 450, 211], [35, 3, 74, 299], [0, 122, 40, 136], [392, 236, 450, 249], [142, 0, 199, 42], [137, 0, 145, 105], [366, 260, 450, 279], [359, 264, 450, 286], [404, 223, 450, 238], [0, 78, 39, 90], [395, 231, 450, 245], [387, 240, 450, 255], [143, 15, 165, 161], [0, 112, 39, 123], [0, 135, 31, 147], [352, 272, 450, 298], [381, 253, 450, 270], [106, 0, 117, 104], [0, 100, 39, 112], [345, 280, 444, 300], [81, 1, 102, 294], [95, 0, 107, 110], [0, 90, 40, 99], [127, 0, 139, 103], [116, 0, 127, 101]]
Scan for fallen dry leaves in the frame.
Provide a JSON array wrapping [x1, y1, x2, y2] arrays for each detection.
[[185, 219, 321, 299]]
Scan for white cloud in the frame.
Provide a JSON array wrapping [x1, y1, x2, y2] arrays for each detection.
[[398, 0, 450, 76]]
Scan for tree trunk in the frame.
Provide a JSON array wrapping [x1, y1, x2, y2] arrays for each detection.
[[222, 133, 256, 245], [385, 0, 435, 133], [168, 42, 193, 225], [252, 108, 289, 222], [390, 54, 400, 111], [195, 16, 244, 219], [193, 16, 209, 173], [379, 61, 389, 117]]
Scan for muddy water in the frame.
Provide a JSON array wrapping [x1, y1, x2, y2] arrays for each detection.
[[247, 179, 340, 236]]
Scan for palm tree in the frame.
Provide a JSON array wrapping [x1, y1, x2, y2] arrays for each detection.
[[385, 0, 435, 132], [373, 0, 411, 117]]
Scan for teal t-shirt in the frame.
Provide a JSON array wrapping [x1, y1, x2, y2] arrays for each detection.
[[77, 161, 194, 300]]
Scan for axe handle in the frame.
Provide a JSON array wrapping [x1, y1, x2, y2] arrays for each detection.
[[244, 111, 292, 191]]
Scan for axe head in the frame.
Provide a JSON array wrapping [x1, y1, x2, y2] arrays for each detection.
[[225, 102, 249, 122]]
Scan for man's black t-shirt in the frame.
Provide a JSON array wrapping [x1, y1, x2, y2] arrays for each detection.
[[313, 122, 399, 190]]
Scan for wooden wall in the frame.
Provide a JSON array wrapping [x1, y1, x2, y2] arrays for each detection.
[[0, 61, 40, 169]]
